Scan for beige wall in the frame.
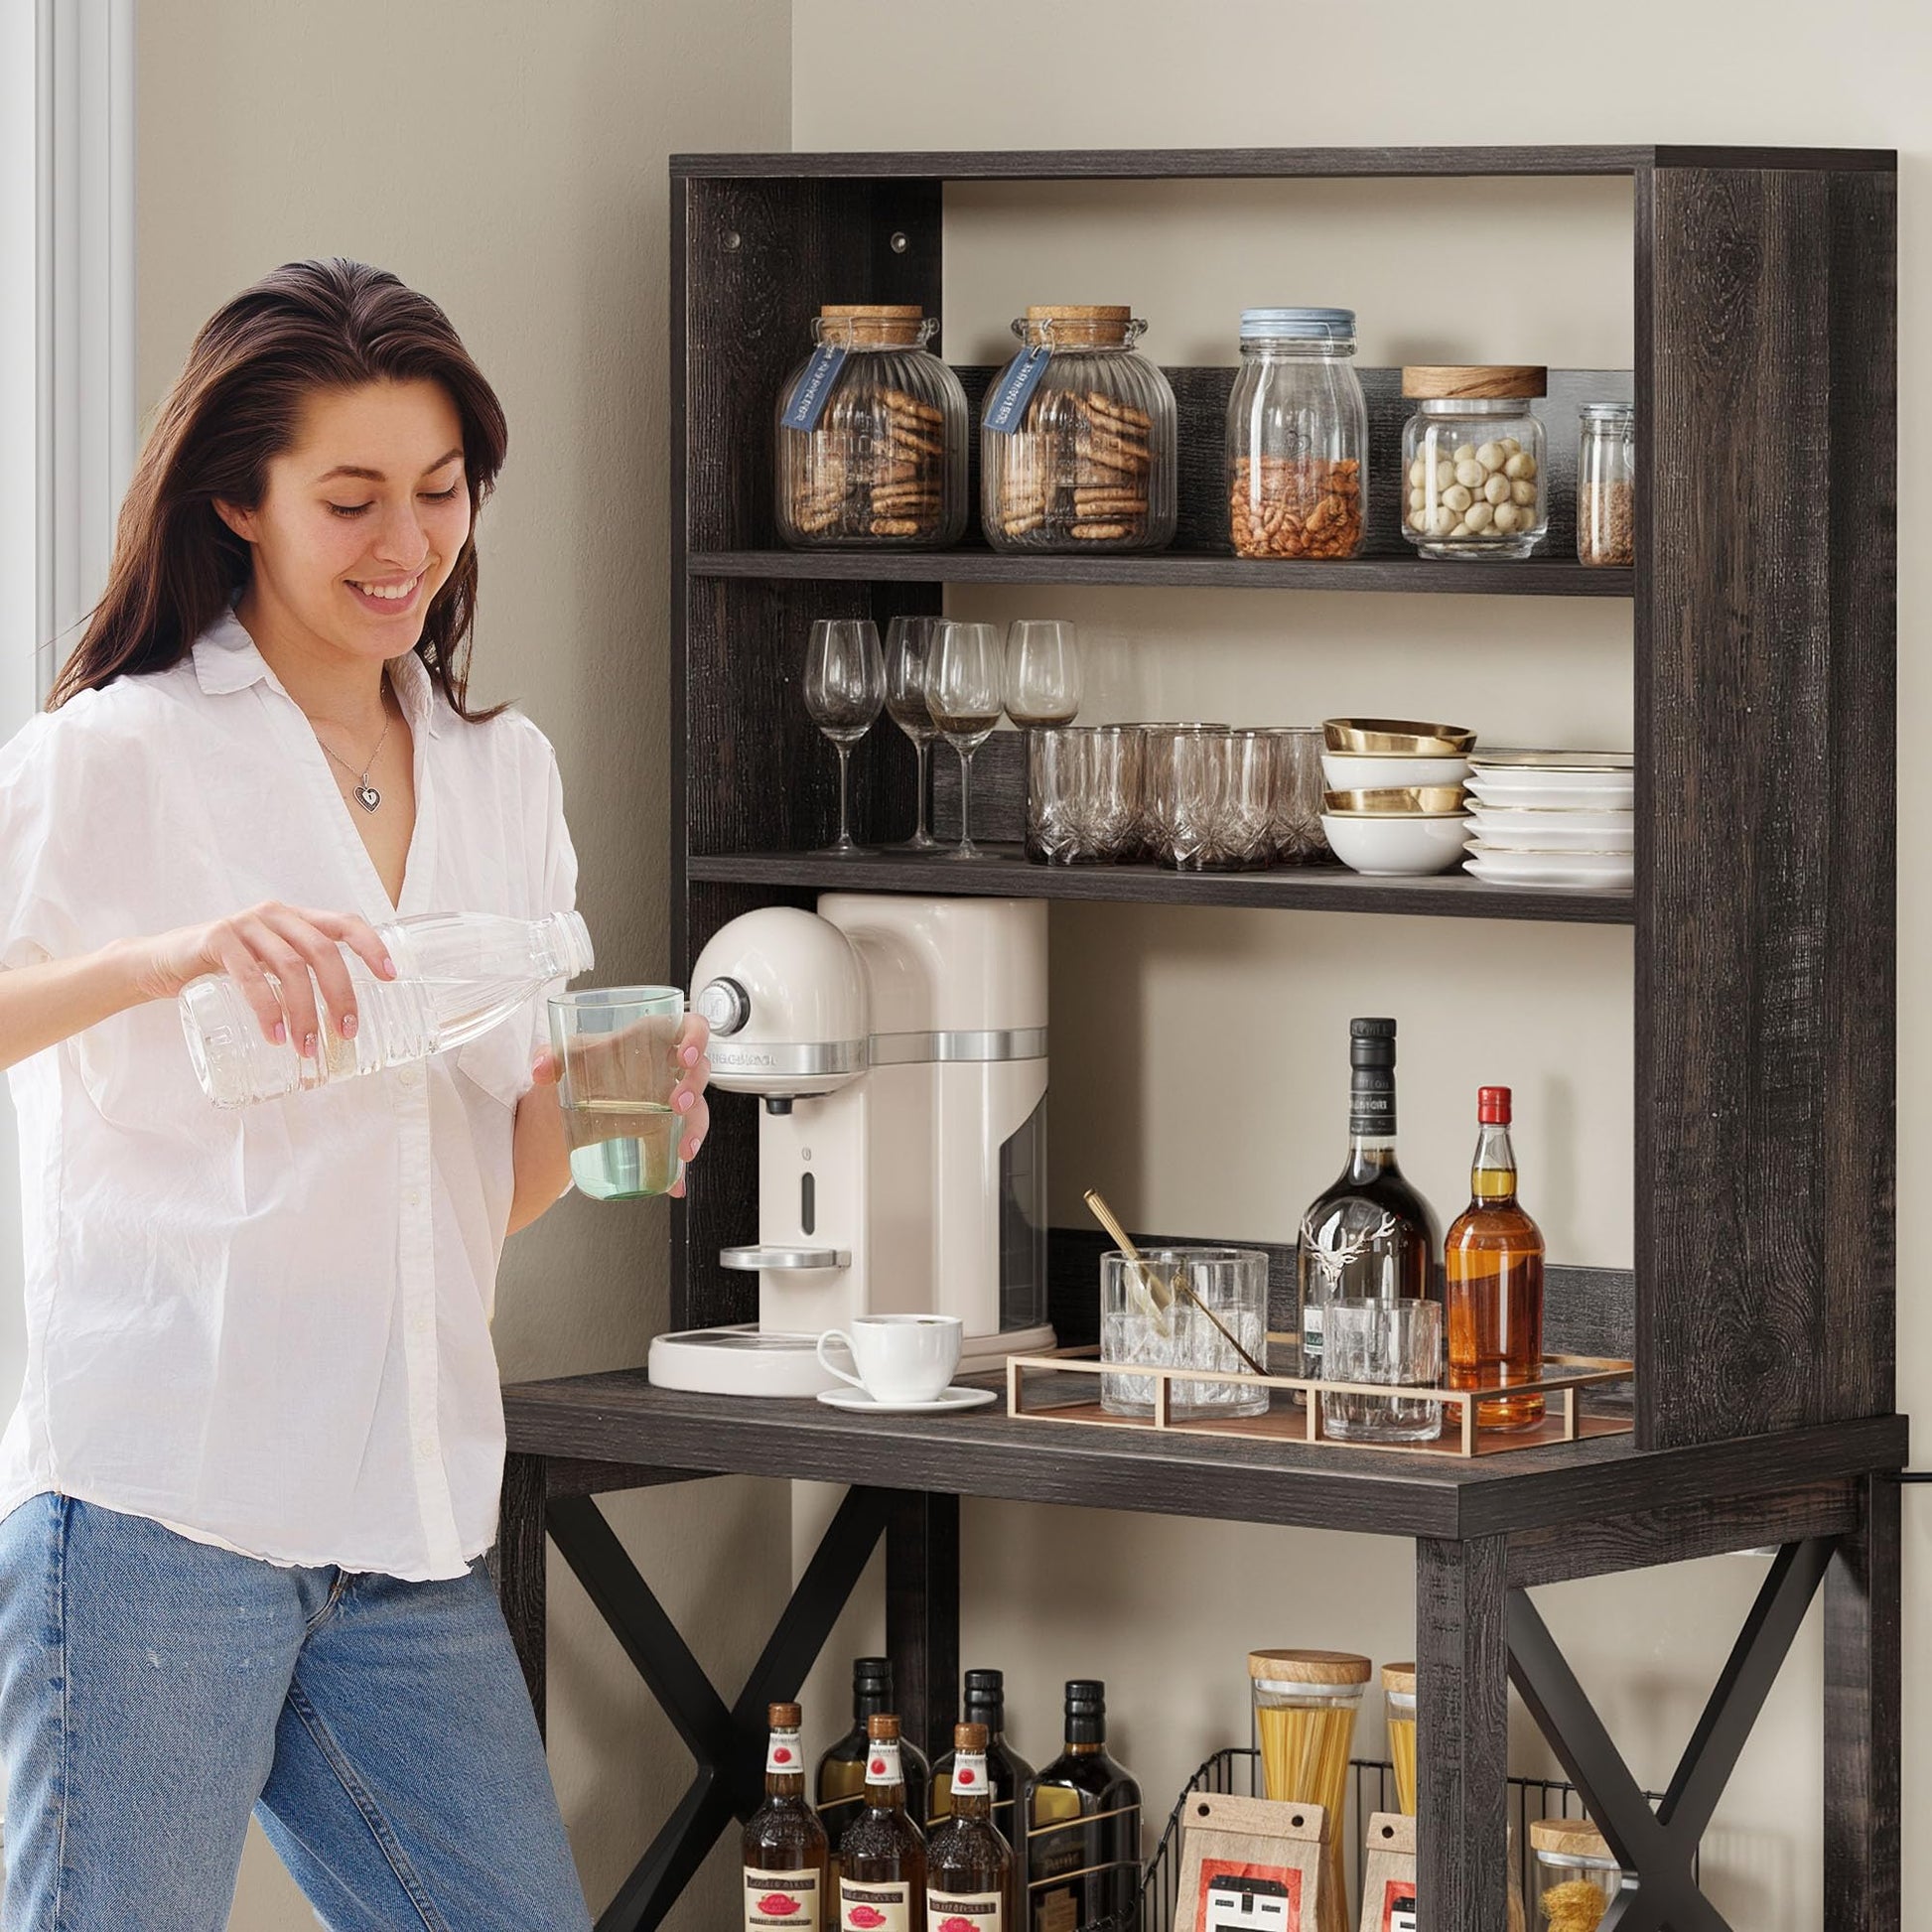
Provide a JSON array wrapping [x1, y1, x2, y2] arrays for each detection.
[[788, 5, 1926, 1929], [134, 3, 789, 1924]]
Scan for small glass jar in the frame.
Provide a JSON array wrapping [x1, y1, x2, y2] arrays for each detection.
[[1382, 1661, 1417, 1816], [1099, 1245, 1267, 1418], [1529, 1819, 1632, 1930], [1227, 308, 1367, 559], [774, 305, 968, 548], [1250, 1652, 1370, 1932], [982, 306, 1177, 553], [1400, 366, 1549, 560], [1578, 401, 1635, 567]]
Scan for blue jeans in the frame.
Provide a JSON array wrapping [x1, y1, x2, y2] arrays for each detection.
[[0, 1494, 592, 1931]]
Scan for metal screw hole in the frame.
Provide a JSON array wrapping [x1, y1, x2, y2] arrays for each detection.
[[890, 231, 910, 254], [722, 230, 742, 252]]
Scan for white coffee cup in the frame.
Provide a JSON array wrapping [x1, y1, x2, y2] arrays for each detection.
[[816, 1313, 963, 1404]]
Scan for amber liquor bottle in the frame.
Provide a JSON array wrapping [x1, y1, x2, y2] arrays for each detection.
[[1445, 1085, 1547, 1431], [838, 1714, 926, 1931], [1297, 1017, 1442, 1383], [1025, 1681, 1141, 1932], [744, 1702, 830, 1930], [927, 1722, 1014, 1930], [819, 1658, 931, 1872]]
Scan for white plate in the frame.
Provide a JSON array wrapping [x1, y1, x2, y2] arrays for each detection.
[[1468, 749, 1634, 772], [1465, 824, 1634, 855], [815, 1385, 999, 1415], [1466, 804, 1635, 839], [1465, 855, 1635, 890], [1465, 776, 1635, 811]]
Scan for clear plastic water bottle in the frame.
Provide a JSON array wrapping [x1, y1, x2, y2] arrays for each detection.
[[179, 909, 594, 1108]]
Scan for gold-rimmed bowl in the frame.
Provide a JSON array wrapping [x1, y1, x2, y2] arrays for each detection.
[[1322, 717, 1476, 757], [1322, 785, 1469, 817]]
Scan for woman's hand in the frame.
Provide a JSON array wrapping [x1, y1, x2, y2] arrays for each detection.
[[126, 899, 396, 1061], [529, 1012, 711, 1197]]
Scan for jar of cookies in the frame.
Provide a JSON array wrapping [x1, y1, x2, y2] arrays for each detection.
[[774, 304, 968, 548], [981, 306, 1176, 552], [1226, 308, 1366, 559], [1399, 366, 1549, 560]]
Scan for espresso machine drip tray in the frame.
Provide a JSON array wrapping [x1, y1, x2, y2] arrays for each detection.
[[646, 1326, 842, 1398]]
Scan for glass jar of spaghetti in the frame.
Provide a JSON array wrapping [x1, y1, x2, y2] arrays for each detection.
[[1250, 1650, 1369, 1932], [774, 305, 969, 548], [1382, 1662, 1417, 1816]]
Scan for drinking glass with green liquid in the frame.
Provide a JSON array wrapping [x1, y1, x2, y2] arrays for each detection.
[[548, 987, 688, 1199]]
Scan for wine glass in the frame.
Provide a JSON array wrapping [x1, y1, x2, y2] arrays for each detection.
[[884, 615, 941, 851], [923, 620, 1004, 861], [1003, 620, 1081, 728], [802, 619, 886, 856]]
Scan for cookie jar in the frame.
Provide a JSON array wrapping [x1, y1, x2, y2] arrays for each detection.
[[773, 305, 969, 548], [1226, 308, 1367, 559], [1399, 365, 1549, 560], [980, 306, 1177, 553]]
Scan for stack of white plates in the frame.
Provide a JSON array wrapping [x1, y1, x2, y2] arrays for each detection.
[[1462, 752, 1634, 891]]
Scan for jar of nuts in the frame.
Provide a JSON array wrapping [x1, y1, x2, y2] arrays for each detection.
[[1399, 366, 1549, 561], [1226, 307, 1367, 560], [981, 307, 1177, 553], [774, 305, 968, 548], [1578, 401, 1635, 567]]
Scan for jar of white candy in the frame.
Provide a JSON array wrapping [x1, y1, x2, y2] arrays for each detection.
[[1399, 365, 1549, 560]]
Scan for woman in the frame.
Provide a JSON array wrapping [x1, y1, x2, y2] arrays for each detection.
[[0, 257, 710, 1929]]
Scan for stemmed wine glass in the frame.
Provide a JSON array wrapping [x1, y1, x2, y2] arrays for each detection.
[[924, 620, 1004, 861], [803, 619, 886, 856], [884, 615, 941, 851], [1003, 620, 1081, 728]]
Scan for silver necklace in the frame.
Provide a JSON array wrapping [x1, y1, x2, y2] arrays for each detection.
[[315, 688, 393, 812]]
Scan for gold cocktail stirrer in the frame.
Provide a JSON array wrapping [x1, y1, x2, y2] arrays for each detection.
[[1083, 1187, 1269, 1378]]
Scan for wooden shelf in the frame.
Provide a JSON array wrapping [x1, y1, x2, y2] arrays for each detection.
[[689, 548, 1632, 598], [687, 844, 1635, 925]]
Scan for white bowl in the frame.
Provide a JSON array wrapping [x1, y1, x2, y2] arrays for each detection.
[[1321, 811, 1470, 877], [1321, 752, 1470, 790]]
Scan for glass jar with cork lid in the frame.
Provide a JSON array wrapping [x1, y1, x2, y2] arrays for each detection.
[[1529, 1818, 1631, 1930], [774, 304, 969, 548], [981, 306, 1177, 553], [1250, 1650, 1370, 1932], [1400, 366, 1549, 560]]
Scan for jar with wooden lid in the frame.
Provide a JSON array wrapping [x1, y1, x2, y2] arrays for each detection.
[[1529, 1818, 1631, 1930], [1250, 1650, 1369, 1932], [1381, 1661, 1418, 1816], [1226, 307, 1367, 559], [774, 304, 969, 548], [981, 306, 1177, 552], [1400, 366, 1549, 560]]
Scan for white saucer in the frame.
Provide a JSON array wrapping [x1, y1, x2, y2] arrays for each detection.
[[815, 1385, 999, 1415]]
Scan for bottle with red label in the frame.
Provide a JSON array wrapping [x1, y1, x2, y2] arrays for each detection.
[[839, 1713, 926, 1932], [926, 1721, 1012, 1931], [745, 1701, 830, 1930]]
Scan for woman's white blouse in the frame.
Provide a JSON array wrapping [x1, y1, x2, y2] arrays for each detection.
[[0, 609, 578, 1581]]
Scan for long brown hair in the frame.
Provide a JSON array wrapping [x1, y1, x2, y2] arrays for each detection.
[[49, 257, 509, 719]]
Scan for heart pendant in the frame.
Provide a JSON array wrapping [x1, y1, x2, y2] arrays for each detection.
[[354, 783, 380, 812]]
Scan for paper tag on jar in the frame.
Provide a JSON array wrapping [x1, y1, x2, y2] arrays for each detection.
[[981, 345, 1051, 434], [781, 343, 848, 432]]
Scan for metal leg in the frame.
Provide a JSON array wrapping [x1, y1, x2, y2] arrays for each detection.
[[1508, 1538, 1837, 1932], [544, 1485, 895, 1932], [886, 1490, 961, 1766], [1417, 1535, 1510, 1931], [1825, 1474, 1901, 1930], [490, 1451, 551, 1733]]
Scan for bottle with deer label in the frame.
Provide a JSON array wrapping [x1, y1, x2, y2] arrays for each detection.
[[839, 1714, 925, 1932], [1025, 1681, 1141, 1932], [926, 1721, 1012, 1930], [1296, 1018, 1441, 1384], [821, 1659, 932, 1872], [745, 1702, 829, 1929]]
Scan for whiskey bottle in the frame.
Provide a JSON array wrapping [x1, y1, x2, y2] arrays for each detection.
[[1445, 1085, 1547, 1431], [1025, 1681, 1141, 1932], [819, 1658, 931, 1871], [838, 1714, 926, 1932], [1297, 1018, 1442, 1382], [927, 1722, 1013, 1930], [929, 1669, 1035, 1841], [744, 1701, 829, 1930]]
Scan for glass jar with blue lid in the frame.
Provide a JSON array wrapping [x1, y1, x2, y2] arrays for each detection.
[[1226, 307, 1367, 561]]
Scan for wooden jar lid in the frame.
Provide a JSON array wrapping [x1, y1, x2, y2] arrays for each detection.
[[1026, 304, 1132, 321], [819, 303, 926, 345], [1402, 364, 1549, 400], [1528, 1818, 1616, 1862], [1381, 1662, 1417, 1697], [1248, 1649, 1373, 1686], [821, 304, 924, 319]]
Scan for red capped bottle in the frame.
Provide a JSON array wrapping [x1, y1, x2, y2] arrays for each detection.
[[926, 1721, 1012, 1930], [745, 1701, 830, 1929], [838, 1713, 925, 1931]]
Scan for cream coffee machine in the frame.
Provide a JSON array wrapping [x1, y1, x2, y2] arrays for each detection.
[[646, 895, 1053, 1397]]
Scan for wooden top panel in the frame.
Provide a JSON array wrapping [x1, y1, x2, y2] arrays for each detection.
[[500, 1371, 1907, 1543], [671, 146, 1896, 183]]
